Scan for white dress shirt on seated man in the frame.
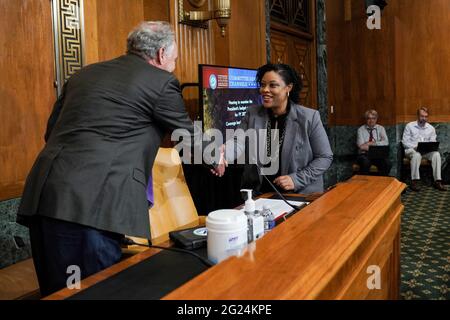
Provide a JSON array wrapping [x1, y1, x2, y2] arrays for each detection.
[[357, 124, 389, 153], [402, 121, 441, 181]]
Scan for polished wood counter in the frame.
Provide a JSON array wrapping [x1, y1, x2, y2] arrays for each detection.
[[164, 176, 406, 300], [45, 175, 405, 300]]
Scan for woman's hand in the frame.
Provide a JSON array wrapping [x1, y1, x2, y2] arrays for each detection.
[[273, 175, 295, 191], [210, 144, 227, 177]]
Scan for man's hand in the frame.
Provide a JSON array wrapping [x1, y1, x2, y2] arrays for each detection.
[[210, 144, 227, 177], [360, 144, 369, 152], [273, 175, 295, 191], [360, 141, 376, 151]]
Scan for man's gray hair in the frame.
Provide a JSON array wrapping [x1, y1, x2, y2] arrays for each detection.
[[127, 21, 175, 60], [365, 109, 378, 119]]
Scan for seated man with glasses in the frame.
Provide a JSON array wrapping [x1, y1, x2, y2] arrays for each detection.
[[402, 107, 446, 191], [356, 109, 392, 176]]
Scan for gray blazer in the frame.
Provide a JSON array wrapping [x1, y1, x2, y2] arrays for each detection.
[[225, 103, 333, 194]]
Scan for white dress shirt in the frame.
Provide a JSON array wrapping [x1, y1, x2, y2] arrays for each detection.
[[402, 121, 437, 150], [357, 124, 389, 153]]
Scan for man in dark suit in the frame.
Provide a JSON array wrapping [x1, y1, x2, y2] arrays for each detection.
[[16, 22, 205, 296]]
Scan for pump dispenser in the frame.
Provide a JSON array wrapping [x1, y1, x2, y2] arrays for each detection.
[[241, 189, 255, 214], [240, 189, 264, 242]]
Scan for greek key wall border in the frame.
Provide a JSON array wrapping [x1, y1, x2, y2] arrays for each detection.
[[51, 0, 86, 95]]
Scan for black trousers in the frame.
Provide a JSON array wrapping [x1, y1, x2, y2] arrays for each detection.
[[357, 154, 392, 176], [28, 215, 123, 297]]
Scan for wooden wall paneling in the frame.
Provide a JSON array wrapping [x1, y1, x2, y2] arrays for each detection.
[[305, 0, 317, 109], [170, 0, 215, 120], [84, 0, 99, 65], [394, 0, 450, 122], [394, 14, 407, 123], [327, 0, 450, 125], [327, 25, 349, 125], [326, 0, 396, 126], [0, 0, 56, 200], [325, 0, 344, 126], [144, 0, 170, 22], [94, 0, 144, 62], [212, 22, 230, 67], [228, 0, 267, 69], [350, 15, 395, 126]]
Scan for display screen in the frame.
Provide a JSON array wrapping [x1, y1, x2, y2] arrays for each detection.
[[199, 65, 261, 138]]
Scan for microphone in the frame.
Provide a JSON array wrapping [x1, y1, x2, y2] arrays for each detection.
[[254, 164, 306, 212]]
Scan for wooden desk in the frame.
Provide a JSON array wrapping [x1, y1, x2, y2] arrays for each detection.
[[166, 175, 406, 300], [46, 175, 405, 300]]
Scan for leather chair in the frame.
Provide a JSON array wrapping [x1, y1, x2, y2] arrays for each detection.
[[125, 148, 204, 251]]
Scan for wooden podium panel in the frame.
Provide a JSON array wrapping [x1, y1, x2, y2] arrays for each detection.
[[164, 176, 406, 300], [44, 175, 405, 300]]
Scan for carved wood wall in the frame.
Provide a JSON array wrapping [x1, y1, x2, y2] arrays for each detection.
[[269, 0, 310, 33], [270, 0, 317, 108]]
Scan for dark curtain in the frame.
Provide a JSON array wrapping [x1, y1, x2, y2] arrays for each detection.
[[182, 164, 245, 215]]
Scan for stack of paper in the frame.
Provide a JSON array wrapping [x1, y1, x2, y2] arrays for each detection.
[[239, 198, 308, 219]]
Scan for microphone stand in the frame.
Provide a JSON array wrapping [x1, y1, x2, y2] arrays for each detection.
[[254, 164, 307, 213]]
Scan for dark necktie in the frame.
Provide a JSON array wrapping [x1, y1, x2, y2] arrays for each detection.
[[369, 128, 374, 142]]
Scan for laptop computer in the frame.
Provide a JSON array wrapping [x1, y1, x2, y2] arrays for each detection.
[[368, 145, 390, 159], [417, 141, 439, 154]]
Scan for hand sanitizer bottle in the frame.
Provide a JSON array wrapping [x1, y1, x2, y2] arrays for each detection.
[[241, 189, 256, 243], [241, 189, 265, 242]]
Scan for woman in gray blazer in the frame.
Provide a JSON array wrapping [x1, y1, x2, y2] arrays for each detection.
[[216, 64, 333, 194]]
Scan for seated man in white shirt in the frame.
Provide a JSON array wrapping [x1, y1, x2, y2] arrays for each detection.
[[402, 107, 446, 191], [356, 109, 391, 176]]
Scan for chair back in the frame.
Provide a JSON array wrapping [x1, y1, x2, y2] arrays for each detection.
[[148, 148, 199, 244]]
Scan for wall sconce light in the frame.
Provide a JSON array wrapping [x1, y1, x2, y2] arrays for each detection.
[[178, 0, 231, 37]]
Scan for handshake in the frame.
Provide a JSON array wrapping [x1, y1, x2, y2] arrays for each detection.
[[208, 144, 295, 191], [210, 144, 227, 177]]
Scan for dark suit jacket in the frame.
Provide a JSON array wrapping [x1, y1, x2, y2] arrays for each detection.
[[17, 54, 196, 238], [225, 103, 333, 194]]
